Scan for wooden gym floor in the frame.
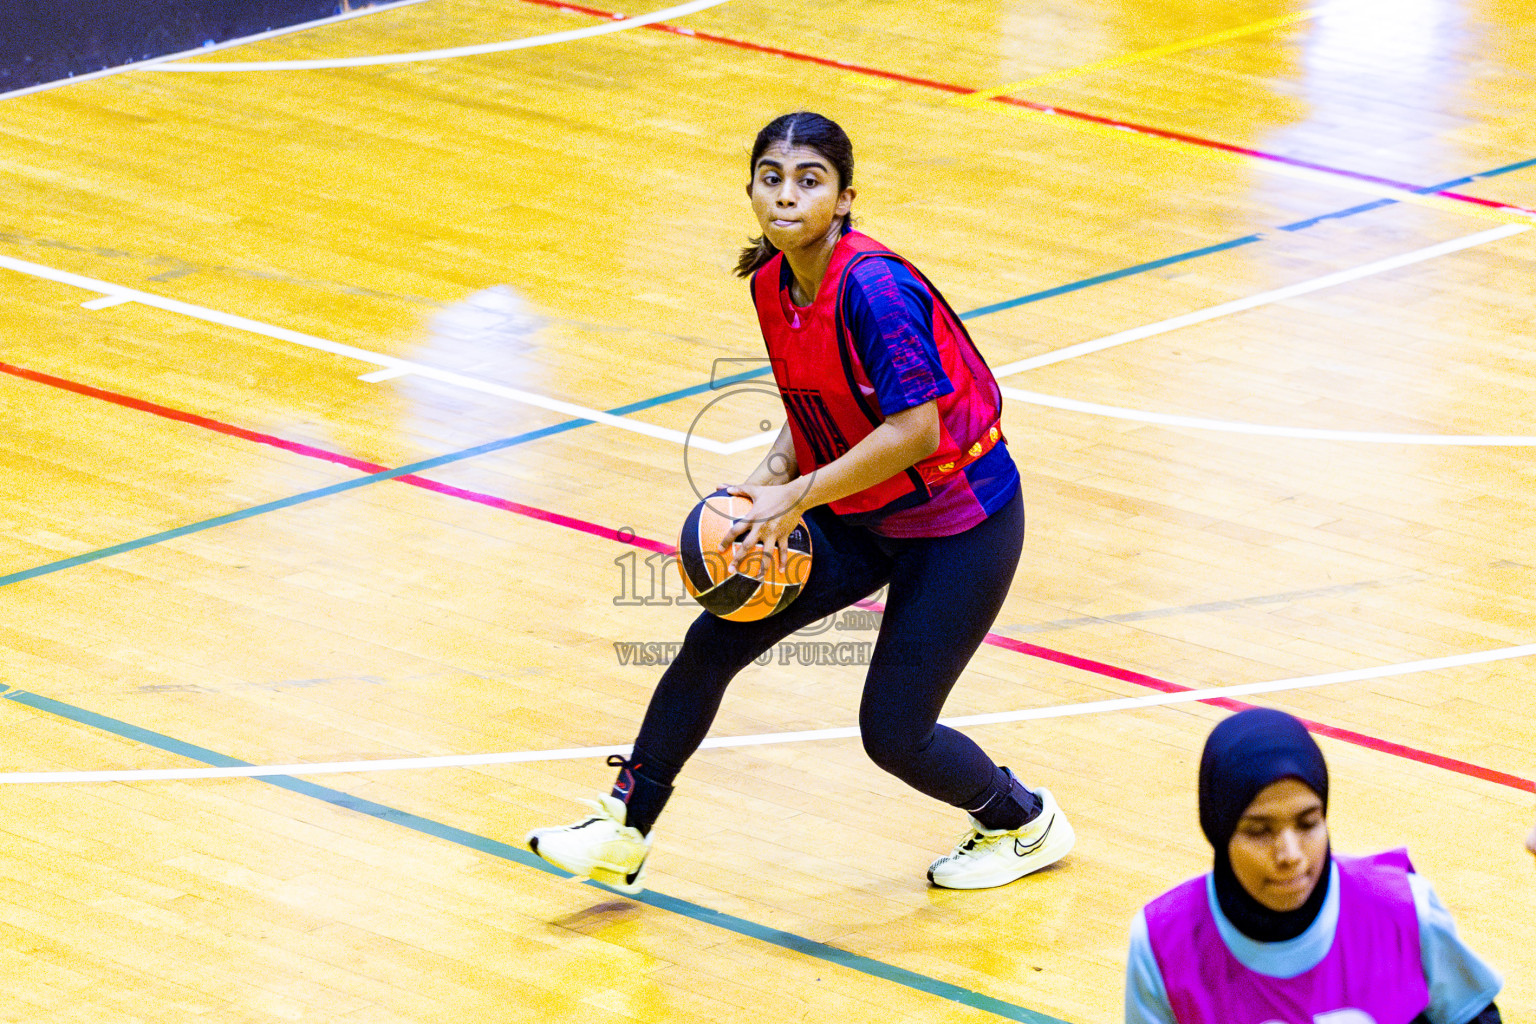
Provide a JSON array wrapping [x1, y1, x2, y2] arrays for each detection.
[[1, 1, 1533, 1020]]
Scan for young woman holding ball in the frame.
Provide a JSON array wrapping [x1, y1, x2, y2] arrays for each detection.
[[528, 111, 1072, 893]]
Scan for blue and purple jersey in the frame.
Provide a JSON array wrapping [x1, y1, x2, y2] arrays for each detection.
[[753, 231, 1018, 538]]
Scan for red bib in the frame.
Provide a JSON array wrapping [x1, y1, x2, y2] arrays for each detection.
[[750, 231, 1003, 517]]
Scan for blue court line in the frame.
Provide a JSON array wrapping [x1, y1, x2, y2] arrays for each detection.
[[0, 367, 778, 590], [0, 687, 1071, 1024], [607, 366, 772, 414], [958, 235, 1262, 319], [1278, 155, 1536, 233], [5, 154, 1534, 592], [957, 154, 1536, 319]]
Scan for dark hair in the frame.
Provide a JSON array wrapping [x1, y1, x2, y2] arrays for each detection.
[[734, 112, 855, 278]]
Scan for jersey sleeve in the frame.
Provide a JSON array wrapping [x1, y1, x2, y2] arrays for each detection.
[[842, 256, 954, 416], [1124, 910, 1180, 1024], [1408, 873, 1502, 1024]]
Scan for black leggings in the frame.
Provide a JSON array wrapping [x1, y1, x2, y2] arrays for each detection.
[[630, 486, 1025, 809]]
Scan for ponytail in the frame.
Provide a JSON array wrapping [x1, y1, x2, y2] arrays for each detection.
[[735, 212, 854, 279], [734, 235, 779, 278]]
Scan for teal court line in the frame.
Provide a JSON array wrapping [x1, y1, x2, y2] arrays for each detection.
[[0, 687, 1071, 1024]]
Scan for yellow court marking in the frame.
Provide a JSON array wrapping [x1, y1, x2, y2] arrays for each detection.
[[953, 6, 1327, 105], [968, 101, 1536, 228]]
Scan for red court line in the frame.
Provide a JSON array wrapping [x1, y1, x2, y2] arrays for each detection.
[[0, 361, 671, 555], [982, 633, 1536, 794], [3, 361, 385, 473], [522, 0, 1536, 220], [6, 360, 1529, 794]]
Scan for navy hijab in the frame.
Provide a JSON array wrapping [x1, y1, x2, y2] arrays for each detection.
[[1199, 708, 1331, 942]]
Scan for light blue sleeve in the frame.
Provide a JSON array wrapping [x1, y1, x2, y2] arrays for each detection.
[[1125, 910, 1179, 1024], [1409, 873, 1502, 1024]]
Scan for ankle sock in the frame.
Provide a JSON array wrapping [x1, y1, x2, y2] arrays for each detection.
[[608, 753, 674, 836], [967, 766, 1042, 832]]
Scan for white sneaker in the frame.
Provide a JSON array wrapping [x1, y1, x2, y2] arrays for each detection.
[[527, 795, 652, 894], [927, 787, 1075, 889]]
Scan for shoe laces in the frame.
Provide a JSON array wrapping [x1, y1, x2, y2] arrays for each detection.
[[575, 797, 650, 844], [575, 797, 623, 825], [953, 827, 1007, 854]]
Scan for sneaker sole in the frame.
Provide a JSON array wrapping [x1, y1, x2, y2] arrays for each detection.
[[927, 814, 1076, 890], [590, 864, 646, 895], [528, 834, 647, 896]]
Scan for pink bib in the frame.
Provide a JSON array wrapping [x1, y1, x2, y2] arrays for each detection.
[[1144, 850, 1429, 1024]]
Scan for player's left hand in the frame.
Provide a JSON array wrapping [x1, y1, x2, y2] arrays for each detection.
[[719, 482, 805, 575]]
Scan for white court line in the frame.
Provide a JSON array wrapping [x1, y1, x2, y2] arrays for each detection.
[[992, 223, 1530, 377], [716, 428, 779, 454], [4, 642, 1531, 783], [998, 387, 1536, 445], [80, 295, 135, 310], [150, 0, 734, 72], [0, 0, 438, 100], [0, 253, 746, 454], [357, 366, 413, 383]]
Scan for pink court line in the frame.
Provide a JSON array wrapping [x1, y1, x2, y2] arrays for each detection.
[[4, 360, 1528, 794], [0, 361, 671, 556], [514, 0, 1536, 221]]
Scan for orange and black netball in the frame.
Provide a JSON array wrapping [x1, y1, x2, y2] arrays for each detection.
[[676, 489, 812, 622]]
